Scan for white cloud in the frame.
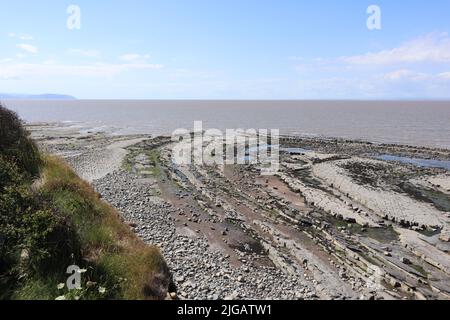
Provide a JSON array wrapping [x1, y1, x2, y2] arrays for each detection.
[[0, 61, 164, 79], [288, 33, 450, 98], [8, 33, 33, 40], [119, 53, 151, 62], [382, 69, 428, 81], [68, 49, 100, 58], [19, 34, 33, 41], [341, 33, 450, 65], [43, 59, 58, 65], [438, 72, 450, 80], [16, 43, 38, 54], [292, 72, 450, 99]]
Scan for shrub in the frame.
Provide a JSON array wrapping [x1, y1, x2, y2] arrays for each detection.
[[0, 104, 171, 300], [0, 104, 40, 177]]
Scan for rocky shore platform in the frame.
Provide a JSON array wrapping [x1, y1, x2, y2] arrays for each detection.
[[29, 123, 450, 300]]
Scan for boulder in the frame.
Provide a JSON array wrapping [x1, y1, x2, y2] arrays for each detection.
[[169, 292, 178, 299], [400, 257, 412, 265]]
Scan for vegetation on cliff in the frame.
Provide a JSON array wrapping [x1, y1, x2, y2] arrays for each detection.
[[0, 104, 170, 300]]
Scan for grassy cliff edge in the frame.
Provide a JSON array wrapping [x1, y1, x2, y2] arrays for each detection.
[[0, 104, 171, 300]]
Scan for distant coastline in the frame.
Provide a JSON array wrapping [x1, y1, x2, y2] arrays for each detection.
[[0, 93, 76, 100]]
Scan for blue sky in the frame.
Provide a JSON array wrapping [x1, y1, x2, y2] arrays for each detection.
[[1, 0, 450, 99]]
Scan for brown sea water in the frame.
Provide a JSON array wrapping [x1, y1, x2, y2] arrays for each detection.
[[4, 100, 450, 149]]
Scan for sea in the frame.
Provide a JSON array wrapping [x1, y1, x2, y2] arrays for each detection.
[[3, 100, 450, 149]]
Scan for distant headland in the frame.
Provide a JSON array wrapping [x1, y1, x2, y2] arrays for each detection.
[[0, 93, 77, 100]]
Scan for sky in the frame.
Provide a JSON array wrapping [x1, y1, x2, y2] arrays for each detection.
[[1, 0, 450, 99]]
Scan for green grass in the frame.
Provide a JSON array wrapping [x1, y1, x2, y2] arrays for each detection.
[[37, 156, 171, 300], [1, 105, 171, 300], [2, 156, 171, 300], [11, 277, 60, 300]]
